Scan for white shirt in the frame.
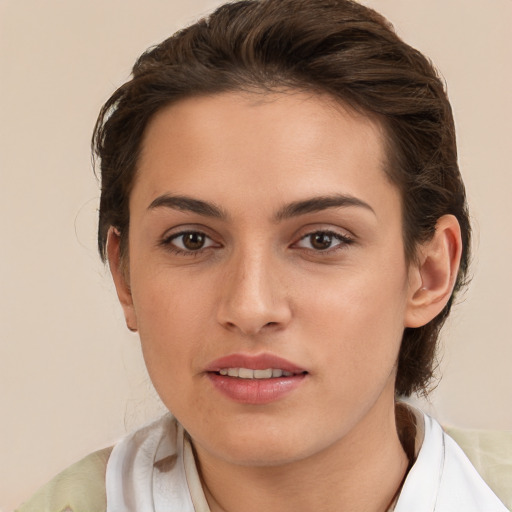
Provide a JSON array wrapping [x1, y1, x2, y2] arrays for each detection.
[[106, 410, 508, 511], [395, 413, 507, 511]]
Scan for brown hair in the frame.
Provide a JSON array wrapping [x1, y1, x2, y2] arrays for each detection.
[[93, 0, 470, 397]]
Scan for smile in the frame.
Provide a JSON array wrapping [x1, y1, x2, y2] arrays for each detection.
[[218, 368, 298, 378], [205, 353, 308, 404]]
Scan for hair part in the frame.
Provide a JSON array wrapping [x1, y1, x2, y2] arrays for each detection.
[[93, 0, 471, 397]]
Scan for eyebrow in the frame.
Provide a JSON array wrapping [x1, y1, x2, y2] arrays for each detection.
[[147, 193, 375, 220], [148, 194, 227, 218], [274, 194, 375, 221]]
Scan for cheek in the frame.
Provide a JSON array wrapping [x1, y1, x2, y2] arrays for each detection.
[[130, 271, 212, 385], [133, 261, 210, 329], [298, 261, 409, 378]]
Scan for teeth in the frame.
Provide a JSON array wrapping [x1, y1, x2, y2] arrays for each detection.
[[254, 369, 273, 379], [239, 368, 254, 379], [217, 368, 296, 379]]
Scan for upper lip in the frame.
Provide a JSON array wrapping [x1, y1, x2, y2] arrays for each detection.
[[205, 353, 307, 374]]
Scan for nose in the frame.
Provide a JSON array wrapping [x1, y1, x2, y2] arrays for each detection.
[[216, 248, 292, 337]]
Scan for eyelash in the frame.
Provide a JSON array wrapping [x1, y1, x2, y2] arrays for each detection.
[[293, 230, 354, 253], [160, 230, 219, 256], [159, 229, 354, 256]]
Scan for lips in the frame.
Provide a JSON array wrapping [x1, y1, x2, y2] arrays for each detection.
[[205, 353, 307, 373], [205, 353, 308, 404], [219, 368, 295, 378]]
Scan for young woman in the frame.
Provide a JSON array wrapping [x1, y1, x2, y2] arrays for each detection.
[[17, 0, 509, 510]]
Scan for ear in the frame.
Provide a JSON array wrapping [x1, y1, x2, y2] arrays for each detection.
[[405, 215, 463, 328], [106, 227, 138, 333]]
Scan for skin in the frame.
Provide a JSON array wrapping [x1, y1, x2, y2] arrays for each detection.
[[108, 91, 462, 512]]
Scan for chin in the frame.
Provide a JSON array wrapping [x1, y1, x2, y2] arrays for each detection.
[[190, 420, 331, 468], [213, 442, 310, 468]]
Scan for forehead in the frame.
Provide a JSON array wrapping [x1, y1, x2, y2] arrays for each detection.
[[133, 90, 397, 218]]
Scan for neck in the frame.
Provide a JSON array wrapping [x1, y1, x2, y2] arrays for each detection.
[[194, 396, 410, 512]]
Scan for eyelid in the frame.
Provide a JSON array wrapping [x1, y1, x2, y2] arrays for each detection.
[[170, 232, 216, 249], [292, 223, 355, 241], [291, 227, 355, 252], [159, 226, 222, 255]]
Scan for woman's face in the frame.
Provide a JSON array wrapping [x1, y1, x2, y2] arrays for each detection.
[[115, 91, 422, 466]]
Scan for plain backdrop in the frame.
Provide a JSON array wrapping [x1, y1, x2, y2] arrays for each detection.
[[1, 0, 511, 509]]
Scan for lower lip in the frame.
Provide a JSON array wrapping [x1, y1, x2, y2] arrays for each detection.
[[207, 373, 306, 404]]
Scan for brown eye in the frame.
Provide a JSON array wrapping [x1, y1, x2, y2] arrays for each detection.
[[294, 230, 353, 252], [182, 232, 206, 250], [310, 233, 334, 250], [164, 231, 217, 253]]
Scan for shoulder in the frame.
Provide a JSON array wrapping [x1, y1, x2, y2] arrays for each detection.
[[15, 446, 112, 512], [445, 426, 512, 510]]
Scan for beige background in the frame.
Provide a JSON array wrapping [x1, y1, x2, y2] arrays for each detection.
[[1, 0, 511, 509]]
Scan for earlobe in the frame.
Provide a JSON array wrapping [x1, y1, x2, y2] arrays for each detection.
[[106, 227, 138, 333], [405, 215, 462, 328]]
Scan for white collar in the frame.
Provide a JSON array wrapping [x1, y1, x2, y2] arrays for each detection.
[[105, 413, 209, 512], [394, 411, 507, 511], [106, 409, 507, 512]]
